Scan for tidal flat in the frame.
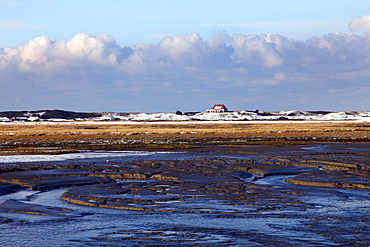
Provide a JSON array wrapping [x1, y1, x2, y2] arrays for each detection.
[[0, 123, 369, 246]]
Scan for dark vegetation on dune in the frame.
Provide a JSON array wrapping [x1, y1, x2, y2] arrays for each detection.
[[0, 110, 101, 119]]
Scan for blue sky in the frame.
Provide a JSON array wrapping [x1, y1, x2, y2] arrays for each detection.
[[1, 0, 370, 112], [0, 0, 366, 47]]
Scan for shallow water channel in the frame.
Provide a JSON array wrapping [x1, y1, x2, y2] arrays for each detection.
[[0, 145, 369, 246]]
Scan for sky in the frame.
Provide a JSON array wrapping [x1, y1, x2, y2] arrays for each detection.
[[0, 0, 370, 112]]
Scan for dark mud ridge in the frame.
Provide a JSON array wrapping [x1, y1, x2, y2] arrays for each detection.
[[0, 146, 369, 213]]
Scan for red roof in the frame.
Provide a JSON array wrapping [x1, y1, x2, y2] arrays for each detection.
[[212, 104, 226, 110]]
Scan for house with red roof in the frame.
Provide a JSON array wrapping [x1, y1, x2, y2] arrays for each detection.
[[206, 104, 228, 113]]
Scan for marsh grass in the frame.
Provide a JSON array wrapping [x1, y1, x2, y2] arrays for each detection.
[[0, 122, 368, 153], [1, 122, 367, 136]]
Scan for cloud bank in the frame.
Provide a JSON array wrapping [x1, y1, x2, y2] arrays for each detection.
[[1, 14, 370, 112]]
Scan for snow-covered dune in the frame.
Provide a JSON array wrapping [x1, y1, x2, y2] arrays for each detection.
[[1, 110, 369, 124], [117, 111, 370, 122]]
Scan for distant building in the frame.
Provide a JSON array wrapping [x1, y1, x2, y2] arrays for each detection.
[[206, 104, 228, 113]]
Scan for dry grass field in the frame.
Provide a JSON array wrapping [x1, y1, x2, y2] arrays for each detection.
[[1, 122, 370, 136], [0, 122, 369, 154]]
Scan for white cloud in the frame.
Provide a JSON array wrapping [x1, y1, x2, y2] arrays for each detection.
[[19, 36, 54, 63], [159, 33, 204, 63], [1, 14, 370, 111], [64, 33, 122, 65], [3, 29, 368, 77], [274, 72, 286, 81], [348, 13, 370, 32], [229, 33, 284, 67], [0, 33, 127, 74]]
